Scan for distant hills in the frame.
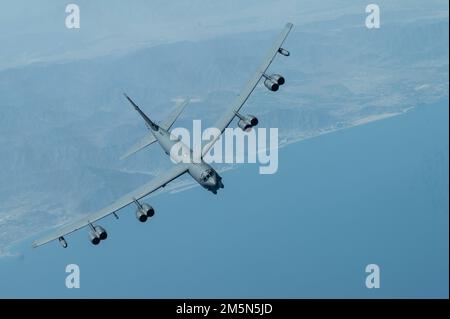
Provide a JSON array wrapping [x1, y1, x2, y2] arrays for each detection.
[[0, 10, 448, 256]]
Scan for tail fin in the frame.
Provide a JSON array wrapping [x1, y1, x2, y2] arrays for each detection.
[[120, 97, 190, 160], [123, 93, 158, 131]]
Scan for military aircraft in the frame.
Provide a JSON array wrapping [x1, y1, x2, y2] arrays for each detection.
[[32, 23, 293, 248]]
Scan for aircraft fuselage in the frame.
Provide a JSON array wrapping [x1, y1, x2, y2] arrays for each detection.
[[150, 124, 223, 194]]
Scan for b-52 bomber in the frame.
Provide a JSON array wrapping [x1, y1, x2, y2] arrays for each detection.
[[32, 23, 293, 249]]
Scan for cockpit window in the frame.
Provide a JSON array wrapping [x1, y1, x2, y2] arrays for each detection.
[[202, 170, 213, 182]]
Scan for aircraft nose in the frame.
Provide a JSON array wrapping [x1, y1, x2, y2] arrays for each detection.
[[208, 175, 217, 187]]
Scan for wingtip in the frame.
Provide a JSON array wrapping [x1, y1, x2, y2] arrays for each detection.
[[183, 97, 192, 106], [172, 97, 191, 105]]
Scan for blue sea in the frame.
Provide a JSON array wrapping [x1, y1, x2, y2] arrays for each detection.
[[0, 99, 448, 298]]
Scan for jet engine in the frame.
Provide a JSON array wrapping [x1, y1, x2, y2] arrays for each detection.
[[264, 78, 279, 92], [270, 74, 285, 85], [88, 225, 107, 245], [94, 226, 108, 240], [89, 231, 101, 245], [238, 115, 259, 131], [136, 203, 155, 222]]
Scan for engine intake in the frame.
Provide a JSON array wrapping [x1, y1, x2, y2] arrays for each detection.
[[271, 74, 285, 86], [238, 115, 258, 131], [89, 231, 100, 245], [264, 78, 279, 92], [136, 203, 155, 222], [94, 226, 108, 240]]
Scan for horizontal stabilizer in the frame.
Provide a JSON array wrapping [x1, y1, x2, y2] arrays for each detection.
[[159, 99, 190, 130], [120, 133, 157, 160]]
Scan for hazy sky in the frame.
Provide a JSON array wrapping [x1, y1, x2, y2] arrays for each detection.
[[1, 0, 447, 70]]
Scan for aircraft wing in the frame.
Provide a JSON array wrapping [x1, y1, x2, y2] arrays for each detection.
[[201, 22, 293, 157], [32, 163, 189, 248]]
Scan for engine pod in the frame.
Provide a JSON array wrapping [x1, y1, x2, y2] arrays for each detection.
[[264, 78, 279, 91], [89, 231, 101, 245], [271, 74, 285, 85], [94, 226, 108, 240]]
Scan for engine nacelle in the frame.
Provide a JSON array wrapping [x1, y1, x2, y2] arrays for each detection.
[[136, 209, 147, 222], [136, 203, 155, 222], [271, 74, 285, 86], [94, 226, 108, 240], [238, 115, 259, 131], [89, 231, 100, 245], [264, 78, 279, 92], [142, 204, 155, 217]]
